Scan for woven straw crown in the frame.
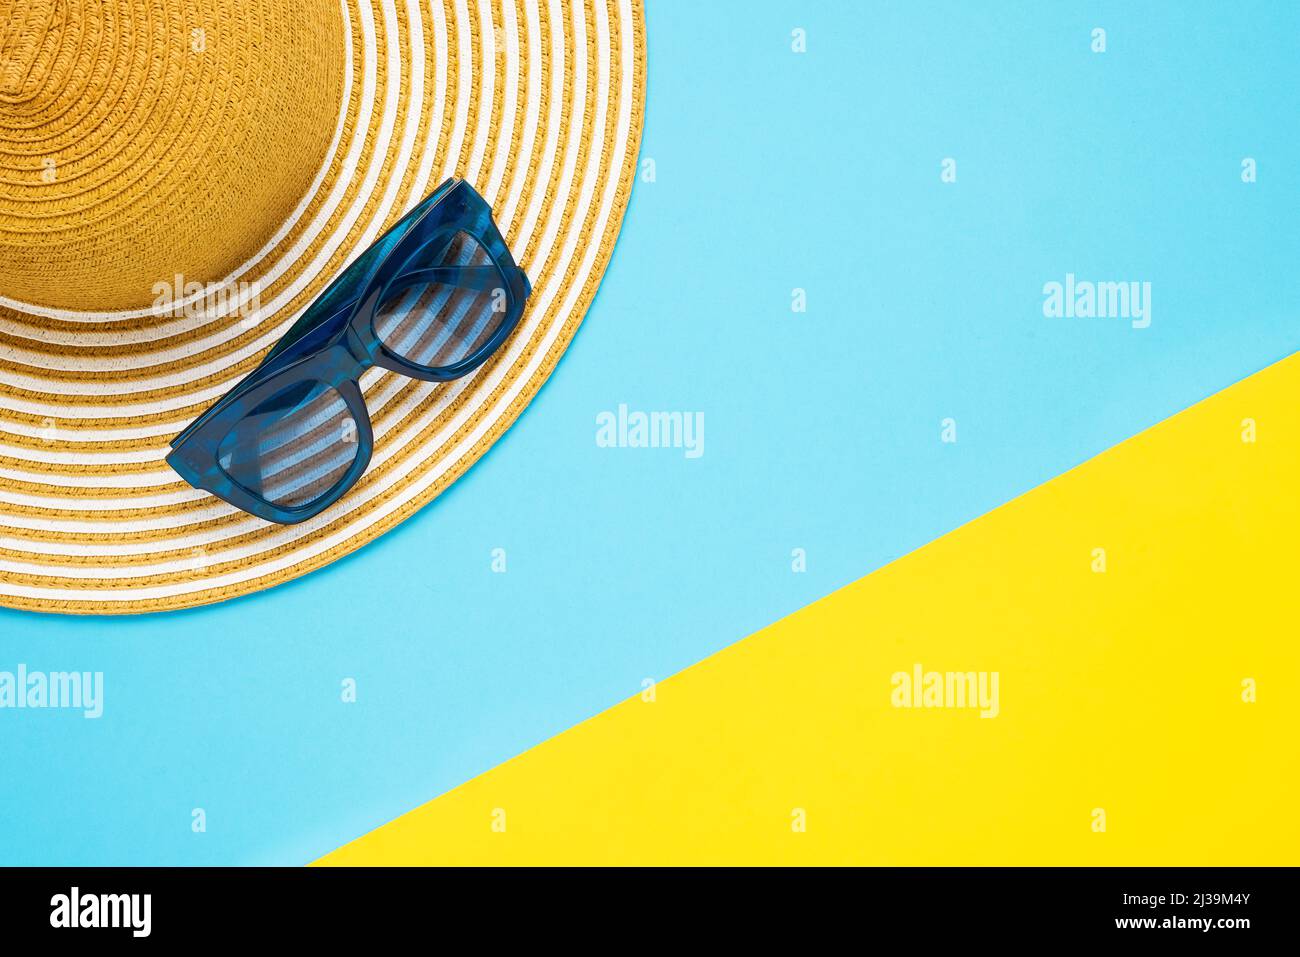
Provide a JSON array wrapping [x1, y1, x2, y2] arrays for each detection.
[[0, 0, 645, 613], [0, 0, 345, 310]]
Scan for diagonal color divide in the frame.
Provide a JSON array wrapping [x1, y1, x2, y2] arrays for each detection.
[[320, 353, 1300, 865]]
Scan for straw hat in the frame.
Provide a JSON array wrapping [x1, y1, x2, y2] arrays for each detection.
[[0, 0, 645, 613]]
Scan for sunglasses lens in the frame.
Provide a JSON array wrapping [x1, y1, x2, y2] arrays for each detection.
[[373, 231, 513, 371], [216, 380, 360, 510]]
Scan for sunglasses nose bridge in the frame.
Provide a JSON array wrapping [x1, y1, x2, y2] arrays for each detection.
[[340, 321, 379, 372]]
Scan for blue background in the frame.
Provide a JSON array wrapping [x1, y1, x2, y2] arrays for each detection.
[[2, 0, 1297, 864]]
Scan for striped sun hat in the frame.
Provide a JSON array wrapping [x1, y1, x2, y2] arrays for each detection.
[[0, 0, 644, 613]]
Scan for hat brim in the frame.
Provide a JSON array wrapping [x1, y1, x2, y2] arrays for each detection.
[[0, 0, 647, 614]]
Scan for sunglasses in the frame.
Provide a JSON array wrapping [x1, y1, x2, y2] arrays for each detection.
[[167, 178, 531, 524]]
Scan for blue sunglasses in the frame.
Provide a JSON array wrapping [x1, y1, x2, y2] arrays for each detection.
[[167, 178, 531, 524]]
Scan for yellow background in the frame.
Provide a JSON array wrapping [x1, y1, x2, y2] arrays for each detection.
[[321, 354, 1300, 865]]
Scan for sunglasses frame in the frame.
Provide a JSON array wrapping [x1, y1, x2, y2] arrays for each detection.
[[166, 178, 531, 525]]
